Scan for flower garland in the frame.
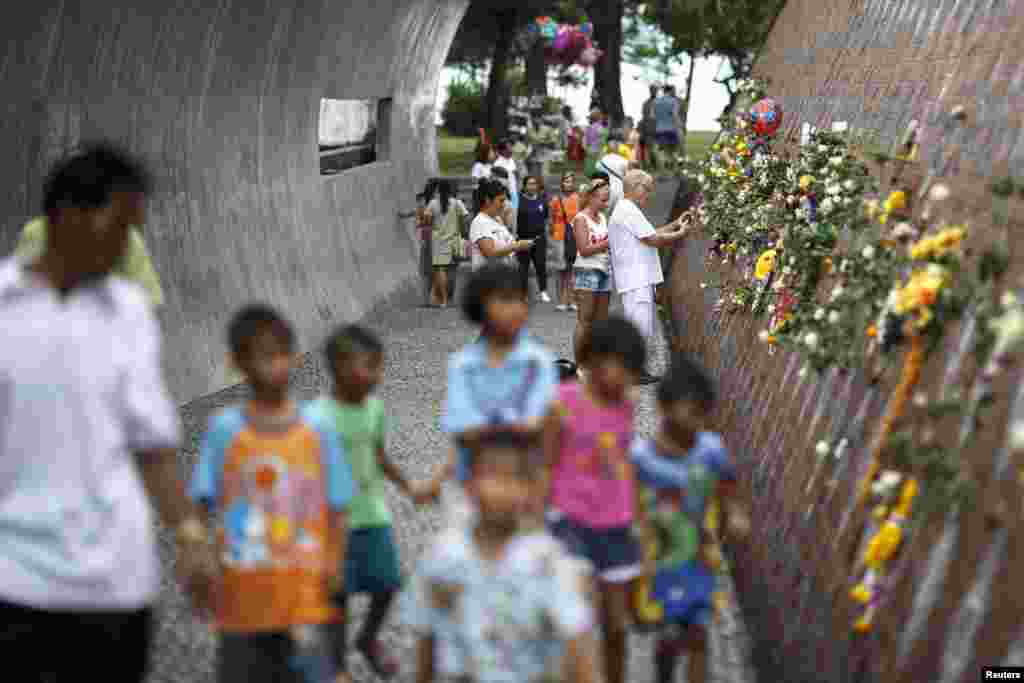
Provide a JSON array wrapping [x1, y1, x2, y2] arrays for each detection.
[[688, 97, 1023, 635]]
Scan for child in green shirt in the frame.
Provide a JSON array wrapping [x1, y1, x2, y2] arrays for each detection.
[[313, 324, 434, 682], [15, 216, 164, 308]]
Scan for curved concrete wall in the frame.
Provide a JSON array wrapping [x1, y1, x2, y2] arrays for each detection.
[[667, 1, 1024, 681], [0, 0, 469, 404]]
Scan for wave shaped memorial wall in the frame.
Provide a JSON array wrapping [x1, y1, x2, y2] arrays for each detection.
[[666, 1, 1024, 681]]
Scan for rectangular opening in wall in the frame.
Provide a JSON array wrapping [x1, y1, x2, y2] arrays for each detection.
[[319, 97, 391, 175]]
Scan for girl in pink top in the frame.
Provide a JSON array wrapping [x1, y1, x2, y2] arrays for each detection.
[[542, 315, 647, 683]]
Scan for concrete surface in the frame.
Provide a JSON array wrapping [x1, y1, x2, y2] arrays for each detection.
[[153, 176, 758, 682], [0, 0, 468, 405]]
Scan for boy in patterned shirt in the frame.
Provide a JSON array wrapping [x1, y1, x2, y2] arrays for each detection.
[[404, 429, 597, 683], [188, 305, 357, 683], [630, 355, 750, 683]]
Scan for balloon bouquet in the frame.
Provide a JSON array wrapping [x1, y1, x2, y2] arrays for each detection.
[[527, 15, 603, 68]]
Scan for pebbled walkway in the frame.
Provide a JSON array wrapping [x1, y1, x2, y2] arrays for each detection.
[[147, 178, 758, 683]]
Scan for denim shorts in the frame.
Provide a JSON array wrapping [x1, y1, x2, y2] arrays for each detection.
[[573, 267, 611, 293], [547, 511, 642, 583]]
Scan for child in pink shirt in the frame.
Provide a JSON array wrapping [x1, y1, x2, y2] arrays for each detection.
[[542, 315, 646, 683]]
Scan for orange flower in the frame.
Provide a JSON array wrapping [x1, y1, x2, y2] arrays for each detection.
[[867, 324, 878, 338], [823, 257, 834, 274]]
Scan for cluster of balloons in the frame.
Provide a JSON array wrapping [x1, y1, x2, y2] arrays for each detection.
[[528, 16, 603, 67]]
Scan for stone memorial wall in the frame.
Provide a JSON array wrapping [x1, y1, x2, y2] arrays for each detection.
[[667, 1, 1024, 681]]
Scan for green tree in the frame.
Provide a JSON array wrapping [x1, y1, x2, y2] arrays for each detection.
[[643, 0, 787, 123]]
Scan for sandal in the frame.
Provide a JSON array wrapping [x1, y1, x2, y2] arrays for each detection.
[[356, 638, 399, 679]]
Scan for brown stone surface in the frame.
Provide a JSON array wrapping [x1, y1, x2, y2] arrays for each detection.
[[666, 1, 1024, 681]]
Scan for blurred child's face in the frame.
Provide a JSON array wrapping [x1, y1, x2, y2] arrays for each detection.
[[237, 328, 294, 395], [484, 290, 528, 339], [661, 398, 709, 441], [588, 354, 635, 402], [333, 351, 383, 400], [469, 449, 531, 527]]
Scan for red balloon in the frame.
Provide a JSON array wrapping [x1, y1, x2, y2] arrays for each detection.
[[750, 98, 783, 137]]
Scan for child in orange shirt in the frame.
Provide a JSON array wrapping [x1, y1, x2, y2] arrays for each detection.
[[189, 304, 356, 683]]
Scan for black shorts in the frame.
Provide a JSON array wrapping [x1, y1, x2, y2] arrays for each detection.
[[0, 598, 153, 682], [564, 227, 578, 267], [219, 630, 321, 683]]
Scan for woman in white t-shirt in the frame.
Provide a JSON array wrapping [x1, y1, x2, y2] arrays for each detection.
[[570, 177, 612, 364], [469, 177, 533, 271], [471, 143, 496, 181]]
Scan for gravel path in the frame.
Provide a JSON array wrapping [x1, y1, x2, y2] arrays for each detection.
[[147, 178, 758, 683]]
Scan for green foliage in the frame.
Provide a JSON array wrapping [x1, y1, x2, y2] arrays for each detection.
[[442, 78, 486, 137]]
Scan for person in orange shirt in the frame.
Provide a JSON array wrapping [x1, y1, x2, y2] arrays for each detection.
[[189, 304, 356, 683], [549, 171, 581, 313]]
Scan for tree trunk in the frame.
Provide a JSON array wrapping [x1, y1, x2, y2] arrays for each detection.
[[525, 38, 547, 99], [589, 0, 624, 129], [679, 50, 696, 142], [485, 12, 517, 140]]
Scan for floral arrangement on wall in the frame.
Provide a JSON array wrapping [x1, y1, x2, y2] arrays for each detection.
[[685, 77, 1022, 633]]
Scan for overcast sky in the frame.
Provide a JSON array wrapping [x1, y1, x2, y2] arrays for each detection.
[[436, 55, 731, 132]]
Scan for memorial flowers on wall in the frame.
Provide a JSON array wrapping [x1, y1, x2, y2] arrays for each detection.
[[689, 94, 1020, 633]]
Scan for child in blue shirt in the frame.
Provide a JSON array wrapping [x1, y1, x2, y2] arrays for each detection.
[[630, 355, 750, 683], [424, 263, 558, 528]]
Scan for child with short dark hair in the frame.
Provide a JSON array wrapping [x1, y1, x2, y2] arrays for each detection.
[[405, 429, 598, 683], [189, 304, 356, 683], [542, 315, 647, 683], [425, 263, 558, 530], [630, 355, 750, 683], [313, 324, 434, 682]]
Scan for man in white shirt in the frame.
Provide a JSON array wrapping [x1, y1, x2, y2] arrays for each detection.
[[0, 143, 216, 681], [607, 169, 694, 383], [494, 139, 520, 229]]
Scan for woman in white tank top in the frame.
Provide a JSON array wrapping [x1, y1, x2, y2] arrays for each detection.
[[570, 178, 612, 365]]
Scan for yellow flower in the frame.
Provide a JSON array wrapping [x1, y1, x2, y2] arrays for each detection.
[[725, 241, 738, 254], [914, 307, 934, 329], [872, 505, 888, 520], [894, 478, 918, 517], [755, 249, 778, 280], [862, 521, 903, 569], [736, 141, 747, 152], [866, 324, 878, 338], [853, 615, 873, 633], [894, 267, 948, 315], [799, 175, 814, 190], [886, 190, 907, 212], [850, 583, 873, 604]]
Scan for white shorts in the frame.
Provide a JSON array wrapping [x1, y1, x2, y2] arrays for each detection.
[[621, 286, 657, 340]]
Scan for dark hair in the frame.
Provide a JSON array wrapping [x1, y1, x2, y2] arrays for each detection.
[[649, 85, 660, 96], [657, 354, 716, 412], [607, 129, 625, 145], [461, 263, 525, 325], [476, 177, 507, 209], [496, 139, 511, 154], [435, 179, 456, 215], [589, 171, 610, 184], [665, 85, 676, 94], [555, 359, 578, 382], [562, 105, 573, 117], [468, 428, 539, 479], [521, 175, 543, 193], [43, 142, 152, 217], [417, 178, 438, 203], [324, 324, 383, 378], [476, 143, 494, 165], [578, 315, 647, 375], [227, 304, 296, 359]]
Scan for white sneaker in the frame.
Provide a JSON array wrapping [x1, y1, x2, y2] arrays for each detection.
[[555, 304, 569, 311], [538, 291, 552, 303], [569, 303, 579, 311]]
